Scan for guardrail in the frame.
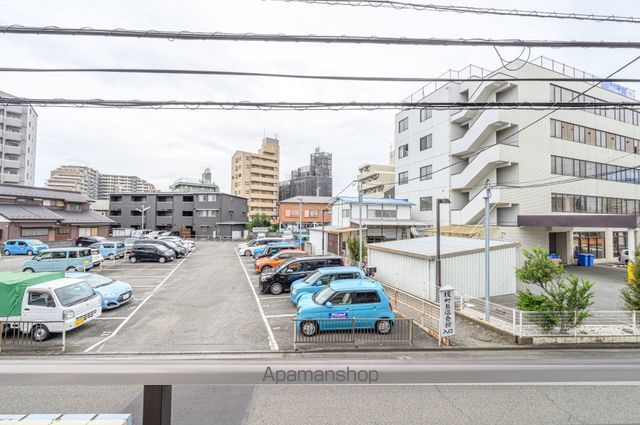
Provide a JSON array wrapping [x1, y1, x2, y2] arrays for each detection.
[[0, 320, 66, 353], [459, 294, 640, 342], [381, 284, 441, 339], [293, 318, 413, 350]]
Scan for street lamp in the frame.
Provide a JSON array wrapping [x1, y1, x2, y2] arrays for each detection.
[[435, 198, 451, 295], [321, 209, 330, 255], [135, 205, 151, 231]]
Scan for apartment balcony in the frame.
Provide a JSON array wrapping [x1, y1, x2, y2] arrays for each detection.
[[2, 145, 21, 156], [451, 144, 517, 190], [3, 129, 23, 142], [1, 159, 21, 169], [1, 116, 23, 128], [450, 81, 512, 124], [251, 176, 277, 184], [252, 159, 278, 168], [451, 189, 509, 225], [450, 109, 512, 156], [156, 216, 174, 226], [1, 173, 21, 184]]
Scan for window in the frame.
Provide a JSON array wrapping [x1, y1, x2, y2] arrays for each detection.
[[420, 196, 433, 211], [38, 252, 53, 260], [157, 196, 172, 202], [132, 196, 146, 203], [573, 232, 605, 259], [52, 251, 67, 260], [420, 108, 432, 122], [398, 171, 408, 185], [28, 292, 55, 308], [196, 194, 217, 202], [196, 209, 217, 217], [420, 165, 432, 181], [371, 209, 397, 218], [182, 195, 194, 202], [398, 144, 409, 158], [78, 227, 98, 237], [613, 231, 628, 257], [330, 292, 353, 305], [111, 196, 122, 202], [21, 228, 48, 237], [420, 134, 432, 151], [354, 291, 381, 304], [398, 117, 408, 133], [342, 209, 351, 218], [67, 203, 80, 210]]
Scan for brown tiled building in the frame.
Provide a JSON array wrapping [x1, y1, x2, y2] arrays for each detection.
[[277, 196, 332, 230], [0, 184, 114, 243]]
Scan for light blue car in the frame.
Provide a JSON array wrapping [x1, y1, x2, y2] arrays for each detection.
[[253, 241, 297, 259], [22, 247, 93, 272], [66, 272, 133, 310], [290, 266, 365, 305], [296, 279, 395, 337], [89, 241, 126, 260], [3, 239, 49, 256]]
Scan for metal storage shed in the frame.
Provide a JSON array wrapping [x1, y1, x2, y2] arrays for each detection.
[[368, 236, 519, 301]]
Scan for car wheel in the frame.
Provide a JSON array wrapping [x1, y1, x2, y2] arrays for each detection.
[[262, 265, 272, 272], [66, 267, 77, 272], [376, 319, 392, 335], [23, 268, 34, 273], [3, 250, 9, 256], [32, 324, 50, 342], [301, 320, 318, 337], [270, 282, 284, 295], [130, 256, 137, 263], [244, 250, 251, 257], [26, 250, 33, 256], [159, 256, 166, 263]]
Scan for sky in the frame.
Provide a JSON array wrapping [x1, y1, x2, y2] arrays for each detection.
[[2, 0, 640, 195]]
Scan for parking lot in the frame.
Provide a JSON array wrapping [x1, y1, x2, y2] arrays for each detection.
[[0, 241, 439, 354]]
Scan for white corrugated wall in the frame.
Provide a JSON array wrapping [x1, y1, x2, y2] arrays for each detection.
[[369, 246, 516, 301]]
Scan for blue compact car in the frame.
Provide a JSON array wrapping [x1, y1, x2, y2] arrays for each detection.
[[66, 272, 133, 309], [89, 241, 126, 260], [253, 241, 297, 259], [290, 266, 365, 305], [295, 279, 395, 337], [3, 239, 49, 256]]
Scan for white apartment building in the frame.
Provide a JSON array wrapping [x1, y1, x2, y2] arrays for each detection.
[[46, 165, 100, 199], [0, 91, 37, 186], [394, 57, 640, 264], [98, 174, 157, 199]]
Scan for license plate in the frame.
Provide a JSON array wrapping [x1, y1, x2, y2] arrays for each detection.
[[84, 259, 89, 264], [74, 317, 85, 327]]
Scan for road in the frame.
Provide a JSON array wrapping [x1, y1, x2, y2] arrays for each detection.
[[2, 350, 640, 424]]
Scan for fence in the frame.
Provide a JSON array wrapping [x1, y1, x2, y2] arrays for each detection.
[[0, 320, 66, 353], [293, 318, 413, 349], [381, 283, 440, 339], [459, 294, 640, 342]]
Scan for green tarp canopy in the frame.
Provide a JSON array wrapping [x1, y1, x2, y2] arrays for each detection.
[[0, 272, 65, 317]]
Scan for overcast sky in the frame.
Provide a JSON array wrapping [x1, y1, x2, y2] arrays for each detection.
[[2, 0, 640, 195]]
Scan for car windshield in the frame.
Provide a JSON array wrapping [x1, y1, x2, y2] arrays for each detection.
[[164, 241, 177, 248], [124, 238, 137, 244], [54, 282, 95, 307], [304, 270, 321, 284], [313, 286, 336, 305], [25, 239, 44, 246], [85, 274, 115, 288], [274, 259, 294, 273], [158, 245, 172, 253]]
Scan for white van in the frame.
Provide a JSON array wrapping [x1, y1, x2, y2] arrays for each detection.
[[0, 272, 102, 342], [237, 237, 285, 256]]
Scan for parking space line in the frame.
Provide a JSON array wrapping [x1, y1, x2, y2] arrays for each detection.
[[235, 249, 279, 351], [95, 317, 128, 320], [258, 295, 291, 300], [129, 285, 160, 288], [83, 258, 188, 353], [265, 314, 296, 318]]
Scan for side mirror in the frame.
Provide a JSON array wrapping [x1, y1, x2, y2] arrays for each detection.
[[325, 301, 333, 308]]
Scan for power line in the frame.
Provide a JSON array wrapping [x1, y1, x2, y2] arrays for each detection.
[[1, 25, 639, 48], [2, 66, 640, 84], [273, 0, 640, 24], [0, 98, 638, 110]]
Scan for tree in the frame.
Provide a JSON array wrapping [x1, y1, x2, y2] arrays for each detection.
[[247, 213, 271, 232], [346, 235, 366, 264], [621, 248, 640, 310], [516, 246, 594, 331]]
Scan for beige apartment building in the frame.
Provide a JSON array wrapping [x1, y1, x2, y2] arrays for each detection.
[[231, 137, 280, 219]]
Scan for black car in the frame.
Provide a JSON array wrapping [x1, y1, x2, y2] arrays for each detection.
[[129, 244, 175, 263], [75, 236, 106, 247], [258, 255, 344, 295], [133, 239, 186, 258]]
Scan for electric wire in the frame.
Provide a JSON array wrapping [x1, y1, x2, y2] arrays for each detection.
[[1, 25, 639, 48], [271, 0, 640, 24]]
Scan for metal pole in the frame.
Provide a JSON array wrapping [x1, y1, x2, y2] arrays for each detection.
[[143, 385, 172, 425], [483, 180, 492, 322], [436, 199, 441, 293], [358, 181, 363, 268], [298, 198, 302, 243]]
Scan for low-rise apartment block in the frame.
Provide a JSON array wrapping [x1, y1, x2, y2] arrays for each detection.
[[108, 192, 248, 238], [231, 137, 280, 220], [278, 196, 332, 230], [394, 57, 640, 263]]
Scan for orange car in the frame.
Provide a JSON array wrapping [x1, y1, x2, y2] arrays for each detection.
[[255, 249, 308, 273]]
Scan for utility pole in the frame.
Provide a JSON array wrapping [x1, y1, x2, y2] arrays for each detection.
[[435, 198, 451, 297], [135, 205, 150, 232], [358, 180, 363, 269], [321, 209, 326, 255], [483, 179, 492, 322], [297, 197, 303, 243]]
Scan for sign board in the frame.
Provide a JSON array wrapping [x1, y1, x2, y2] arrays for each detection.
[[601, 82, 636, 99], [329, 312, 349, 319], [438, 286, 455, 338]]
